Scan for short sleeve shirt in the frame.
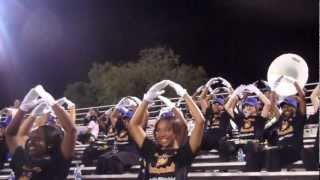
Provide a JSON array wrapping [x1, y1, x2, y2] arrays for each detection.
[[275, 112, 306, 148], [205, 111, 230, 138], [138, 138, 195, 180], [230, 113, 267, 141]]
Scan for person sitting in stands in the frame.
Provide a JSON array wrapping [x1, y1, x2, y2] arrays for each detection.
[[199, 77, 233, 161], [96, 96, 145, 174], [78, 108, 100, 144], [265, 80, 306, 171], [5, 85, 76, 180], [224, 84, 271, 171], [128, 80, 205, 180], [82, 108, 114, 166]]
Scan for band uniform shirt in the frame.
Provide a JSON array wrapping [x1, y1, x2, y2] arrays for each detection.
[[138, 137, 194, 180], [230, 112, 267, 141], [274, 112, 306, 149], [10, 146, 71, 180], [204, 111, 230, 138]]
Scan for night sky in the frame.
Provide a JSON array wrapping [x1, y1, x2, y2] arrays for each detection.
[[0, 0, 318, 108]]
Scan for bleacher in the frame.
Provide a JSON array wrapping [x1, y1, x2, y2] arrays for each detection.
[[0, 82, 319, 179]]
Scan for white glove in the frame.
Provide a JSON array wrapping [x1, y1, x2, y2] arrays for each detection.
[[30, 102, 50, 117], [20, 88, 41, 112], [143, 80, 169, 102], [231, 85, 246, 97], [57, 97, 75, 108], [167, 80, 188, 97], [34, 85, 56, 106], [158, 96, 175, 110], [246, 84, 262, 96]]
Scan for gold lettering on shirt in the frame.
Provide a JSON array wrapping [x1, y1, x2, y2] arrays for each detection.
[[149, 161, 176, 174]]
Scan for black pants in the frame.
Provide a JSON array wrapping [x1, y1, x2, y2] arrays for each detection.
[[0, 141, 8, 170], [243, 142, 265, 172], [265, 146, 301, 171], [217, 138, 238, 161], [202, 131, 235, 161], [82, 144, 110, 166], [96, 148, 139, 174]]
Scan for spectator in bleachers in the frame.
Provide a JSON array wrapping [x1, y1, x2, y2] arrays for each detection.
[[97, 108, 116, 146], [224, 84, 271, 171], [301, 84, 319, 171], [82, 108, 114, 166], [5, 85, 76, 180], [199, 78, 233, 161], [265, 81, 306, 171], [128, 80, 205, 180], [96, 97, 143, 174], [253, 80, 281, 147], [78, 108, 100, 144]]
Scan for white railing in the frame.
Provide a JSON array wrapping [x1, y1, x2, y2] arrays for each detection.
[[74, 82, 319, 124]]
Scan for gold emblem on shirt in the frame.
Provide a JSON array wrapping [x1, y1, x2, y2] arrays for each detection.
[[149, 153, 176, 174], [240, 118, 254, 133]]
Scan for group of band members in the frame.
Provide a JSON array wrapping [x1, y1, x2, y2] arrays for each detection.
[[0, 78, 318, 179]]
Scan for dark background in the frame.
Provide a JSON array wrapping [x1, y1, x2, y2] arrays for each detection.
[[0, 0, 318, 108]]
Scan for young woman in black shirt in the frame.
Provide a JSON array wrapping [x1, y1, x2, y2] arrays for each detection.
[[5, 85, 76, 180], [224, 84, 271, 171], [265, 81, 306, 171], [128, 80, 205, 180]]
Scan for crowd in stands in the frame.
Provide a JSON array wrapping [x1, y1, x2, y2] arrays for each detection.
[[0, 77, 319, 180]]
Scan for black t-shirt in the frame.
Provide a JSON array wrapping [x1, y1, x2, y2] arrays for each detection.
[[114, 119, 137, 151], [229, 112, 267, 141], [138, 138, 194, 180], [10, 146, 71, 180], [307, 109, 319, 124], [274, 112, 306, 148], [204, 110, 230, 138]]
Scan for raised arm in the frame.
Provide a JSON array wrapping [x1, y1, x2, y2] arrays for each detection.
[[199, 86, 210, 114], [168, 80, 205, 154], [224, 85, 245, 118], [5, 87, 40, 154], [36, 86, 77, 160], [246, 84, 271, 118], [293, 81, 306, 115], [310, 84, 320, 112], [184, 95, 205, 153], [16, 102, 51, 146], [52, 104, 77, 159], [128, 101, 149, 148], [128, 80, 169, 148]]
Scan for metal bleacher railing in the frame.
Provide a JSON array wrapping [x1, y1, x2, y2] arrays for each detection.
[[74, 82, 319, 125]]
